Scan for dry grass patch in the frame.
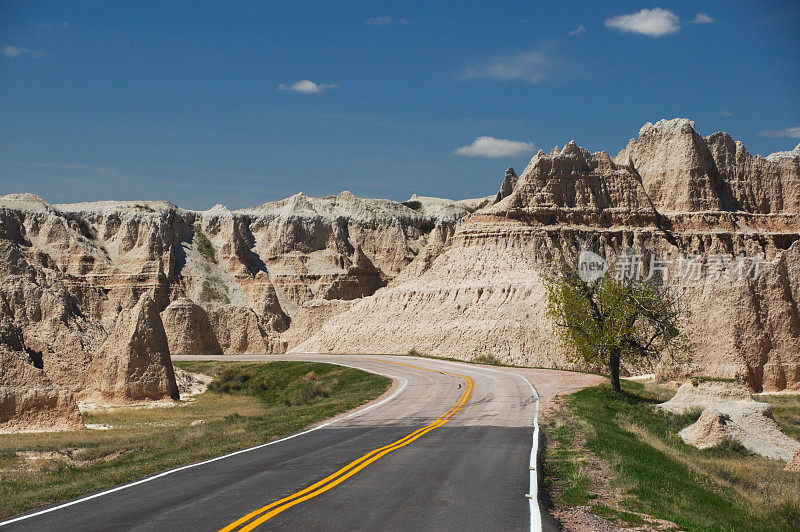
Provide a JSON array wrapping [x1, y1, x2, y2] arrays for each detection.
[[0, 361, 390, 519]]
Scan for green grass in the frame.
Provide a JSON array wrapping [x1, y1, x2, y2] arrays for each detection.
[[541, 418, 594, 507], [755, 393, 800, 441], [544, 380, 800, 531], [0, 361, 390, 519], [193, 224, 217, 263], [200, 277, 229, 303]]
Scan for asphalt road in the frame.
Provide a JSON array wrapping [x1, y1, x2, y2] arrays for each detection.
[[2, 355, 549, 531]]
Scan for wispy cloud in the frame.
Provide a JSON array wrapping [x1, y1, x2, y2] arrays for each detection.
[[2, 45, 44, 58], [277, 80, 337, 94], [463, 46, 559, 84], [758, 126, 800, 138], [365, 16, 408, 26], [720, 111, 733, 117], [454, 137, 535, 158], [567, 25, 586, 37], [605, 8, 680, 37], [692, 13, 715, 24]]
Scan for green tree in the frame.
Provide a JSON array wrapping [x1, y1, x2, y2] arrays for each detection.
[[545, 259, 689, 392]]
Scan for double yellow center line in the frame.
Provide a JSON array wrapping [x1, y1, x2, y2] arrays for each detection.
[[219, 359, 474, 531]]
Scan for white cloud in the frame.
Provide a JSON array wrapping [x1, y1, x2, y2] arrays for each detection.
[[692, 13, 715, 24], [277, 80, 336, 94], [758, 127, 800, 138], [605, 8, 680, 36], [454, 137, 536, 158], [720, 111, 733, 117], [365, 16, 408, 26], [2, 45, 43, 58], [463, 47, 557, 84], [568, 25, 586, 36]]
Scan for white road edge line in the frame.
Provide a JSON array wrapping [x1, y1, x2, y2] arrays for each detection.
[[519, 374, 542, 532], [0, 363, 408, 528]]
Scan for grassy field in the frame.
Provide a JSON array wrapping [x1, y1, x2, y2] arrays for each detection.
[[0, 361, 390, 519], [542, 380, 800, 531]]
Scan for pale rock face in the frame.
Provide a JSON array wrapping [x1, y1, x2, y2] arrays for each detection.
[[0, 190, 472, 353], [283, 299, 357, 350], [494, 167, 519, 204], [296, 120, 800, 391], [0, 239, 105, 394], [208, 305, 286, 354], [0, 344, 84, 433], [160, 298, 222, 355], [89, 293, 179, 402], [786, 447, 800, 472], [616, 118, 730, 212], [658, 381, 799, 461]]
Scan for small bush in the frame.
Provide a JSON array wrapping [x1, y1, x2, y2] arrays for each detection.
[[70, 216, 96, 240], [401, 200, 423, 212], [283, 381, 332, 406], [464, 199, 491, 214], [472, 354, 504, 366], [200, 277, 229, 303], [407, 348, 423, 356], [303, 371, 318, 382], [209, 367, 251, 394], [193, 224, 217, 264]]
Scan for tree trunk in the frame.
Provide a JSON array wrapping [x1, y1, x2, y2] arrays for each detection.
[[609, 351, 621, 392]]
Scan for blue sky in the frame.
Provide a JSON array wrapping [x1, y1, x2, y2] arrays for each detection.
[[1, 1, 799, 210]]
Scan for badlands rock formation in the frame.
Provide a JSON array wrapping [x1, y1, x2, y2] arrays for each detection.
[[2, 117, 799, 432], [0, 344, 84, 433], [658, 381, 799, 461], [494, 167, 518, 204], [161, 298, 221, 355], [89, 293, 179, 402], [296, 120, 800, 391], [0, 190, 476, 428]]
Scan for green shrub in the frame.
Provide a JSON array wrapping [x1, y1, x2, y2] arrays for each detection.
[[401, 200, 423, 212], [194, 224, 217, 263], [464, 199, 491, 214], [200, 277, 229, 303], [472, 354, 504, 366]]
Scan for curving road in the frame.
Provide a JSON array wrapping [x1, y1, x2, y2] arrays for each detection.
[[1, 355, 551, 531]]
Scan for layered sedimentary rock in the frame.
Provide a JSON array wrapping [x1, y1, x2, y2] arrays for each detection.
[[208, 305, 286, 354], [0, 344, 84, 433], [3, 117, 800, 425], [89, 293, 179, 402], [0, 191, 475, 356], [0, 189, 478, 428], [282, 299, 356, 350], [0, 236, 105, 395], [296, 120, 800, 391]]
